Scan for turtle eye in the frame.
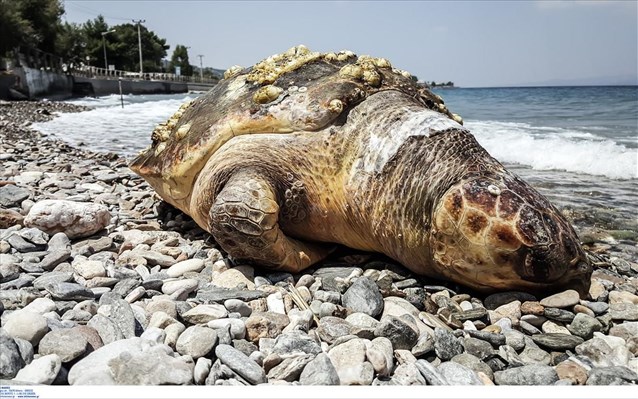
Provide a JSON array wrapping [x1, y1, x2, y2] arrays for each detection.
[[576, 261, 591, 273]]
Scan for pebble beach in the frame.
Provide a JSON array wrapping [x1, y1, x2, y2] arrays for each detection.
[[1, 101, 637, 387]]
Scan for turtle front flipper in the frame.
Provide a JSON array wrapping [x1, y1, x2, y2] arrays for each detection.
[[209, 171, 332, 272]]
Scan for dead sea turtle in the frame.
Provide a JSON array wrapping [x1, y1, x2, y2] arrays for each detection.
[[130, 45, 592, 296]]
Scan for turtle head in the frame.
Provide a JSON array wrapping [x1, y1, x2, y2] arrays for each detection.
[[430, 171, 592, 297]]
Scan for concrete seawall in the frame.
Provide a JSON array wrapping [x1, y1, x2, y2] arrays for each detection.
[[2, 67, 216, 100], [73, 76, 188, 97]]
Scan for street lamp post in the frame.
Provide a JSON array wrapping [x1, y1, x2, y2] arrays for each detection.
[[132, 19, 146, 75], [101, 29, 116, 70], [198, 54, 204, 81]]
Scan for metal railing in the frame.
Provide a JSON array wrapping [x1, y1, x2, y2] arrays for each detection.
[[71, 65, 219, 84]]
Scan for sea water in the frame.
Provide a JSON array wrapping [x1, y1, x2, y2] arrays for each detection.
[[32, 86, 638, 234]]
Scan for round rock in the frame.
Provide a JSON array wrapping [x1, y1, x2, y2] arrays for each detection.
[[38, 328, 89, 362], [176, 326, 218, 358], [434, 327, 464, 361], [531, 333, 584, 351], [24, 200, 111, 239], [215, 344, 266, 385], [342, 276, 384, 317], [3, 310, 49, 345], [299, 353, 340, 385], [494, 364, 558, 385], [0, 330, 25, 379], [14, 354, 61, 385], [182, 304, 228, 324], [539, 290, 580, 308], [437, 361, 483, 385]]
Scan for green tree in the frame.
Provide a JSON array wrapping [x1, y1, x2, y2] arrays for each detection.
[[0, 0, 32, 56], [55, 21, 87, 67], [0, 0, 63, 57], [168, 44, 193, 76], [17, 0, 64, 54], [107, 23, 169, 72]]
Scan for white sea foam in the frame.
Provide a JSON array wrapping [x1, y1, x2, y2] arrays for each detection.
[[31, 94, 637, 180], [467, 120, 638, 180], [32, 93, 194, 156]]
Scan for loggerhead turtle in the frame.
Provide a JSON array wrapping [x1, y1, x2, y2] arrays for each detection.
[[130, 46, 592, 296]]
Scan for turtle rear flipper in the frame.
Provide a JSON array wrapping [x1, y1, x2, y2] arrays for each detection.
[[209, 170, 332, 272]]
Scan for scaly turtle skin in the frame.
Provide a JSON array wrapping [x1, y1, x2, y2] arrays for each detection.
[[130, 46, 592, 296]]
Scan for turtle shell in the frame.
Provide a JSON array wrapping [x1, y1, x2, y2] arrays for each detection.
[[129, 45, 455, 208]]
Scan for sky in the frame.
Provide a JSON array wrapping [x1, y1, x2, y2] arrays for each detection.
[[61, 0, 638, 87]]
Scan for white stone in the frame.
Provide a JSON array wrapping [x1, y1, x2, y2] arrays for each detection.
[[207, 318, 246, 340], [267, 292, 286, 314], [68, 337, 192, 385], [592, 332, 626, 349], [14, 354, 61, 385], [166, 259, 205, 278], [161, 278, 198, 295], [164, 323, 186, 348], [542, 320, 571, 334], [22, 297, 56, 314], [73, 260, 106, 279], [176, 326, 217, 359], [365, 337, 394, 376], [24, 200, 111, 239], [194, 357, 212, 385], [328, 338, 370, 385], [211, 267, 255, 290], [3, 310, 49, 345], [141, 327, 166, 344]]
